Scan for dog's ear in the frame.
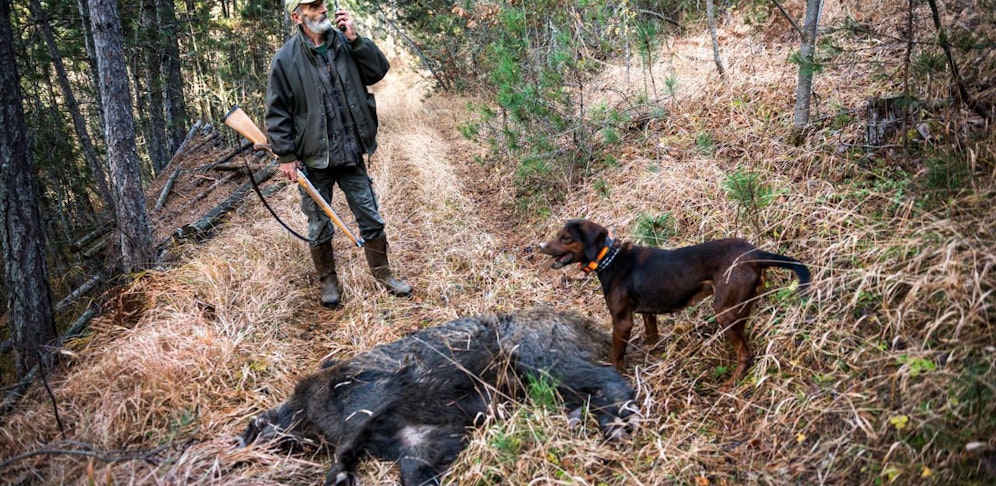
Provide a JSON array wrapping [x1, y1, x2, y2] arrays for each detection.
[[577, 220, 608, 262]]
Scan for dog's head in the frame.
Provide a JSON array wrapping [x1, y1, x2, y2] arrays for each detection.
[[539, 219, 610, 269]]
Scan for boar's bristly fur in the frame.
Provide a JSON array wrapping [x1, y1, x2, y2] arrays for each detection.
[[239, 308, 638, 486]]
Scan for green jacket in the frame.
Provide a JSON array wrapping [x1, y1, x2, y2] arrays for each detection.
[[265, 27, 390, 168]]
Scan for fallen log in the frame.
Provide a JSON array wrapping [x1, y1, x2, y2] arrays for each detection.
[[174, 166, 276, 241], [69, 222, 114, 253], [203, 171, 237, 192], [81, 237, 108, 261], [181, 130, 221, 156], [196, 141, 253, 172], [169, 120, 203, 161], [210, 163, 246, 172]]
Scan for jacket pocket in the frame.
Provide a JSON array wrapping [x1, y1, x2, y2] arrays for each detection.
[[293, 113, 310, 158]]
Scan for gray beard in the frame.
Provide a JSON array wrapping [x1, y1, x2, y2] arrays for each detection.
[[303, 16, 333, 35]]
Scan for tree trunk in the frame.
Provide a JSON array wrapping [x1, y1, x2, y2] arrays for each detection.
[[791, 0, 823, 139], [705, 0, 725, 76], [28, 0, 115, 213], [141, 0, 169, 175], [159, 0, 189, 156], [89, 0, 155, 273], [0, 0, 57, 379], [76, 0, 105, 128]]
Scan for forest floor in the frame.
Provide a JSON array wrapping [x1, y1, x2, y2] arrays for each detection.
[[2, 3, 996, 485]]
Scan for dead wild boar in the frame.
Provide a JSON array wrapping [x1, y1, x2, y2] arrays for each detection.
[[238, 307, 638, 486]]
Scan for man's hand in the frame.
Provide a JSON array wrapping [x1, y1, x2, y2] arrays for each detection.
[[280, 161, 301, 182], [255, 143, 298, 181], [333, 8, 357, 41]]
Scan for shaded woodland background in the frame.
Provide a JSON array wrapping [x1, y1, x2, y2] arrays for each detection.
[[1, 0, 995, 484]]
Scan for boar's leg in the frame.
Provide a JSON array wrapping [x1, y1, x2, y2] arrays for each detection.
[[394, 423, 468, 486], [537, 357, 638, 440], [324, 466, 358, 486]]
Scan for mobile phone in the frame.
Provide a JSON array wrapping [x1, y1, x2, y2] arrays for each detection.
[[334, 0, 346, 31]]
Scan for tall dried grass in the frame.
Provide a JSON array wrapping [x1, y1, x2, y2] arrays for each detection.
[[2, 2, 994, 485]]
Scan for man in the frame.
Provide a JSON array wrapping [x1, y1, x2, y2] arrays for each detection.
[[265, 0, 411, 307]]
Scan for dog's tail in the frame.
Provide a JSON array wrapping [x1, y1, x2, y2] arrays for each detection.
[[754, 250, 812, 295]]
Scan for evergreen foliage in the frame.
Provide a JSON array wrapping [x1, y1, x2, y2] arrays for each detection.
[[386, 0, 678, 212]]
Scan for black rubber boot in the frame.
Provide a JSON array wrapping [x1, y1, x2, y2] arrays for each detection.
[[310, 245, 341, 308], [363, 237, 413, 297]]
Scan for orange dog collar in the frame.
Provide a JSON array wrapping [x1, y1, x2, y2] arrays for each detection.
[[581, 245, 610, 273]]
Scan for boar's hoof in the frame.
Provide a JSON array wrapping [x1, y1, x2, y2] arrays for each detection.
[[325, 468, 357, 486]]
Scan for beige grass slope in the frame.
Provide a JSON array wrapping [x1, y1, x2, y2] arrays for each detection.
[[2, 3, 995, 485]]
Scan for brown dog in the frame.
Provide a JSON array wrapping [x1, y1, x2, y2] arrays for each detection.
[[540, 219, 811, 387]]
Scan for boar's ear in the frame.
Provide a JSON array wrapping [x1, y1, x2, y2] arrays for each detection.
[[577, 220, 608, 262]]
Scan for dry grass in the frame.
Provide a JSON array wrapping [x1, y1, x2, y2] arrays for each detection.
[[2, 2, 995, 485]]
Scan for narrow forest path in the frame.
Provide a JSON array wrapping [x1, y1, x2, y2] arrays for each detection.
[[346, 63, 582, 322]]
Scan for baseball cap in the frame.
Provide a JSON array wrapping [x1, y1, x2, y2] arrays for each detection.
[[285, 0, 318, 13]]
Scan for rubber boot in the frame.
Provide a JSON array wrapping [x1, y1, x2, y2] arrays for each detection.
[[363, 237, 413, 297], [310, 244, 341, 308]]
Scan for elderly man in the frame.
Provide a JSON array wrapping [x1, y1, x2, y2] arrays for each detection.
[[265, 0, 411, 307]]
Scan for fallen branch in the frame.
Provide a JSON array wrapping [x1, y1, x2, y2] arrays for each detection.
[[200, 171, 238, 197], [58, 307, 99, 346], [81, 237, 108, 260], [0, 439, 182, 472], [0, 365, 39, 416], [631, 7, 680, 27], [154, 168, 182, 211], [54, 274, 103, 313], [769, 0, 803, 38], [926, 0, 993, 121]]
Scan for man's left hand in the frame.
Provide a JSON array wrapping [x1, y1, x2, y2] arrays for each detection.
[[334, 8, 357, 41]]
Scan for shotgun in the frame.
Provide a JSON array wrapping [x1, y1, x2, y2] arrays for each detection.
[[221, 105, 364, 247]]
